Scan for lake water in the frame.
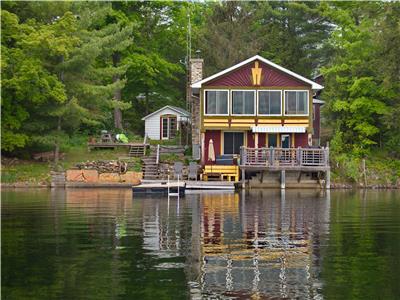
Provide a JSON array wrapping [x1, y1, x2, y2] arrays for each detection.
[[2, 189, 400, 299]]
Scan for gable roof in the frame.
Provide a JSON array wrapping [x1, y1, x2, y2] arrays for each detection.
[[191, 55, 323, 90], [142, 105, 190, 120]]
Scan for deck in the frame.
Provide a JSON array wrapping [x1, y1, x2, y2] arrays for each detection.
[[240, 146, 329, 171], [239, 146, 330, 188]]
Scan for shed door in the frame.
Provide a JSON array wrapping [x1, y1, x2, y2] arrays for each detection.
[[161, 115, 177, 140]]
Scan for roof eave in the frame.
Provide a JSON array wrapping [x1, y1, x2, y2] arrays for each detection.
[[190, 54, 323, 90]]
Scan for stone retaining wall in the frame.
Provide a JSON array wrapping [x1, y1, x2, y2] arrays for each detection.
[[65, 170, 142, 184]]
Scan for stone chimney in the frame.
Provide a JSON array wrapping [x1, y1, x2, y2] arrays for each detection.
[[189, 58, 203, 159], [190, 58, 203, 84]]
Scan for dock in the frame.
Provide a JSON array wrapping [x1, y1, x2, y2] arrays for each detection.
[[132, 182, 186, 197], [133, 180, 236, 196]]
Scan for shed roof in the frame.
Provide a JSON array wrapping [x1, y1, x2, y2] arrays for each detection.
[[141, 105, 190, 120], [191, 55, 324, 90]]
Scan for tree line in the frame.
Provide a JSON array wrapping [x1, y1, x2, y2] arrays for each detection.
[[1, 1, 399, 160]]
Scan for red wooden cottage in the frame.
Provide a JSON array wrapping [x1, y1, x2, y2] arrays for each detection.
[[189, 55, 329, 187]]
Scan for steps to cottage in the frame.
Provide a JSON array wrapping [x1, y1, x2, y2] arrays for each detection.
[[129, 144, 146, 157], [142, 146, 159, 179]]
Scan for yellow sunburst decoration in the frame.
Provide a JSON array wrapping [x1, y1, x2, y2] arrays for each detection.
[[251, 61, 262, 85]]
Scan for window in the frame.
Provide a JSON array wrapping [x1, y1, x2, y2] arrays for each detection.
[[205, 90, 228, 115], [284, 91, 308, 115], [224, 132, 244, 155], [258, 91, 282, 115], [231, 91, 255, 115]]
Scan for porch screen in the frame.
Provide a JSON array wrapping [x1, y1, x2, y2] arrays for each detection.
[[205, 90, 228, 115], [258, 91, 281, 115], [285, 91, 308, 115], [232, 91, 255, 115], [224, 132, 244, 155]]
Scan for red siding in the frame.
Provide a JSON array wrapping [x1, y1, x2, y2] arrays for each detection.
[[312, 103, 321, 141], [258, 133, 267, 147], [247, 131, 255, 148], [204, 130, 221, 165], [205, 60, 309, 87], [295, 133, 308, 147]]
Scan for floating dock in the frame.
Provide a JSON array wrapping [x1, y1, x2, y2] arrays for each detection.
[[185, 181, 235, 190], [132, 182, 185, 197], [133, 180, 236, 196]]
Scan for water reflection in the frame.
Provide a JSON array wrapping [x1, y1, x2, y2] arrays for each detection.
[[185, 190, 330, 299], [2, 189, 399, 299]]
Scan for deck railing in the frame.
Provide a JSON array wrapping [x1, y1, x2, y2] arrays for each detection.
[[240, 146, 329, 168]]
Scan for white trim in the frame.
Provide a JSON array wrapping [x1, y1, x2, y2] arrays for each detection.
[[230, 90, 256, 116], [142, 105, 189, 120], [191, 55, 324, 90], [283, 90, 309, 116], [251, 126, 306, 133], [222, 131, 245, 155], [203, 89, 230, 116], [257, 90, 282, 116]]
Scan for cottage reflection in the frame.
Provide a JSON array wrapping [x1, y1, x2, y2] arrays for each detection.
[[190, 190, 330, 299]]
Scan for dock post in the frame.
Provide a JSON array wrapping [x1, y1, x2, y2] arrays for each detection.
[[326, 169, 331, 189], [242, 168, 245, 189], [280, 170, 286, 189]]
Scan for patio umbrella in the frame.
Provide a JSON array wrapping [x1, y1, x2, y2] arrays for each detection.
[[208, 139, 216, 162]]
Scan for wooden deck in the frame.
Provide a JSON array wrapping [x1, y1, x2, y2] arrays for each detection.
[[240, 146, 330, 189], [87, 142, 146, 150], [240, 146, 329, 171]]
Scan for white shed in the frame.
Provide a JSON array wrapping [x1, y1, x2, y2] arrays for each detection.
[[142, 105, 190, 140]]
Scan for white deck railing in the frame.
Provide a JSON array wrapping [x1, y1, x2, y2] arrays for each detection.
[[240, 146, 329, 167]]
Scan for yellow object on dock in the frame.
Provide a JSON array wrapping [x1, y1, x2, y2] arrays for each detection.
[[202, 165, 239, 182]]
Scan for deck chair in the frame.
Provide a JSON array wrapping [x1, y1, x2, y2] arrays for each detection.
[[188, 162, 199, 181], [173, 162, 183, 180]]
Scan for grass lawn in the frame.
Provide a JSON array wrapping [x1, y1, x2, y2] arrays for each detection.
[[1, 144, 142, 184]]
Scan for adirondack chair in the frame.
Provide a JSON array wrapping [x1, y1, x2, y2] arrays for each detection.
[[173, 162, 183, 180], [188, 162, 199, 181]]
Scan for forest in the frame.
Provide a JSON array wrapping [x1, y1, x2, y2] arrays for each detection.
[[1, 1, 400, 184]]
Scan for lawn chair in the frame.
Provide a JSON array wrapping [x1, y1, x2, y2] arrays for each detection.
[[188, 162, 199, 181], [173, 162, 183, 180]]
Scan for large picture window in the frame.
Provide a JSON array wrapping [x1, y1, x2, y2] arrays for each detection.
[[223, 132, 244, 155], [231, 91, 255, 115], [258, 91, 282, 115], [284, 91, 308, 115], [205, 90, 228, 115]]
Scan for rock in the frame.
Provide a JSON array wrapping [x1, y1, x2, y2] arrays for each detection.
[[66, 170, 85, 182], [82, 170, 98, 183], [66, 170, 98, 182], [99, 173, 121, 183], [120, 171, 142, 183]]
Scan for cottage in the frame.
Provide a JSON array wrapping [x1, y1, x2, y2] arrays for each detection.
[[189, 55, 330, 188], [142, 105, 190, 140]]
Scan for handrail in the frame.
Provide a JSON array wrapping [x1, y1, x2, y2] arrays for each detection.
[[156, 144, 160, 165], [143, 135, 148, 145], [240, 146, 329, 167]]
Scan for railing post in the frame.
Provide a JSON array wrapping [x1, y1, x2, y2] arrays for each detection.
[[240, 146, 246, 165], [297, 147, 302, 166], [156, 144, 160, 165], [325, 146, 329, 166], [269, 147, 274, 166]]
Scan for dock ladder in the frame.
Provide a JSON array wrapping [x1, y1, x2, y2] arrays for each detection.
[[167, 174, 181, 200]]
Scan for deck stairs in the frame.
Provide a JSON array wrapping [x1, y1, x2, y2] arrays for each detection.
[[142, 146, 159, 179], [129, 144, 146, 157]]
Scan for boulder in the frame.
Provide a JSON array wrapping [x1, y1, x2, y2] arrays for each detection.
[[66, 169, 98, 182], [99, 172, 121, 183], [82, 170, 98, 183], [66, 170, 85, 182]]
